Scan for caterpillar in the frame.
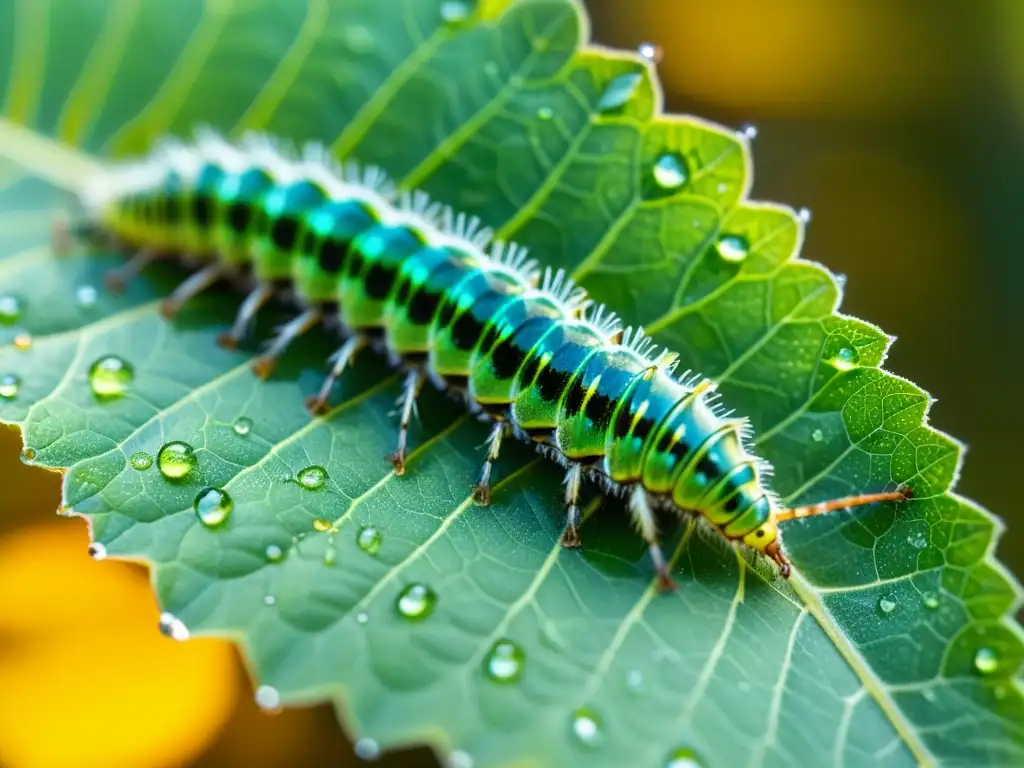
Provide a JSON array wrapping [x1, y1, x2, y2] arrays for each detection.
[[65, 129, 912, 590]]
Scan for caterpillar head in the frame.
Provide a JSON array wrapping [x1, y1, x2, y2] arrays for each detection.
[[744, 520, 790, 578]]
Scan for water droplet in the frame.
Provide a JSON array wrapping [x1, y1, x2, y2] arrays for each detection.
[[666, 747, 704, 768], [76, 284, 98, 307], [397, 583, 437, 621], [598, 73, 642, 113], [13, 332, 31, 351], [485, 639, 525, 683], [232, 416, 253, 436], [923, 592, 940, 610], [265, 544, 285, 562], [483, 61, 499, 77], [356, 611, 370, 624], [255, 684, 281, 712], [449, 750, 474, 768], [88, 542, 107, 561], [716, 182, 728, 194], [158, 612, 189, 641], [312, 518, 333, 533], [0, 294, 22, 325], [638, 42, 662, 63], [322, 546, 337, 567], [0, 373, 21, 400], [626, 669, 644, 692], [974, 647, 999, 675], [908, 535, 927, 550], [830, 347, 859, 372], [440, 0, 472, 24], [354, 737, 381, 760], [652, 152, 688, 191], [536, 106, 554, 120], [878, 596, 897, 615], [129, 451, 153, 471], [798, 207, 812, 223], [811, 428, 824, 442], [20, 447, 36, 463], [357, 526, 382, 556], [157, 441, 197, 480], [343, 25, 374, 53], [570, 708, 603, 746], [263, 594, 276, 606], [715, 234, 749, 263], [88, 355, 134, 398], [194, 488, 232, 528], [739, 124, 758, 140], [297, 465, 327, 490]]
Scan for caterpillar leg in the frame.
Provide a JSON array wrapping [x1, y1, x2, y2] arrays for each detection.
[[160, 264, 223, 318], [217, 283, 276, 350], [560, 463, 583, 548], [473, 420, 506, 504], [629, 486, 676, 591], [389, 368, 423, 476], [251, 307, 324, 380], [105, 247, 157, 293], [305, 334, 368, 415]]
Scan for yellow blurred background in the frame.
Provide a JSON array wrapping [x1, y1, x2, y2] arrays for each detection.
[[2, 1, 1022, 766]]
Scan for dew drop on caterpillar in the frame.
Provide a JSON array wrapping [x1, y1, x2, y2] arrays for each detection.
[[65, 128, 914, 589]]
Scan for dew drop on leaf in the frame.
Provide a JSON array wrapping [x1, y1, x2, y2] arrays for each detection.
[[312, 518, 333, 533], [357, 526, 382, 556], [878, 596, 897, 615], [233, 416, 253, 436], [20, 447, 36, 463], [666, 747, 704, 768], [158, 612, 190, 641], [265, 544, 285, 563], [975, 647, 999, 675], [739, 124, 758, 141], [75, 284, 98, 307], [923, 593, 940, 610], [255, 684, 282, 712], [157, 441, 197, 480], [343, 25, 374, 53], [652, 152, 688, 191], [570, 708, 603, 746], [798, 206, 812, 223], [13, 332, 31, 351], [354, 737, 381, 760], [89, 355, 134, 398], [396, 583, 437, 621], [536, 106, 554, 120], [322, 546, 337, 566], [129, 451, 153, 471], [0, 293, 22, 324], [626, 669, 644, 692], [715, 234, 750, 263], [638, 42, 662, 63], [440, 0, 472, 24], [597, 73, 642, 113], [484, 639, 525, 683], [0, 373, 21, 399], [356, 611, 370, 624], [830, 347, 859, 372], [263, 594, 276, 606], [194, 488, 233, 528], [87, 542, 106, 561], [448, 749, 474, 768], [811, 429, 824, 442], [297, 465, 327, 489]]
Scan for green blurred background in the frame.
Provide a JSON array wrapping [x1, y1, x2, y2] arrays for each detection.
[[1, 1, 1021, 766]]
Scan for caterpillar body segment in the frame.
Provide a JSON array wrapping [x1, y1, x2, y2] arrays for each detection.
[[74, 130, 913, 588]]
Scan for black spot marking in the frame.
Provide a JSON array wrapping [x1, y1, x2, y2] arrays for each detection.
[[193, 195, 212, 228], [271, 217, 299, 250], [229, 202, 251, 233], [564, 379, 586, 416], [319, 238, 346, 273], [538, 366, 570, 402], [491, 338, 523, 380], [408, 287, 440, 325], [452, 310, 484, 351], [365, 263, 395, 299]]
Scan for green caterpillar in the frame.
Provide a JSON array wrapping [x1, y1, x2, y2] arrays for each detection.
[[72, 130, 911, 589]]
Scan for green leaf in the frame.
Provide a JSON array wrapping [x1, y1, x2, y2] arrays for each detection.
[[2, 0, 1022, 765]]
